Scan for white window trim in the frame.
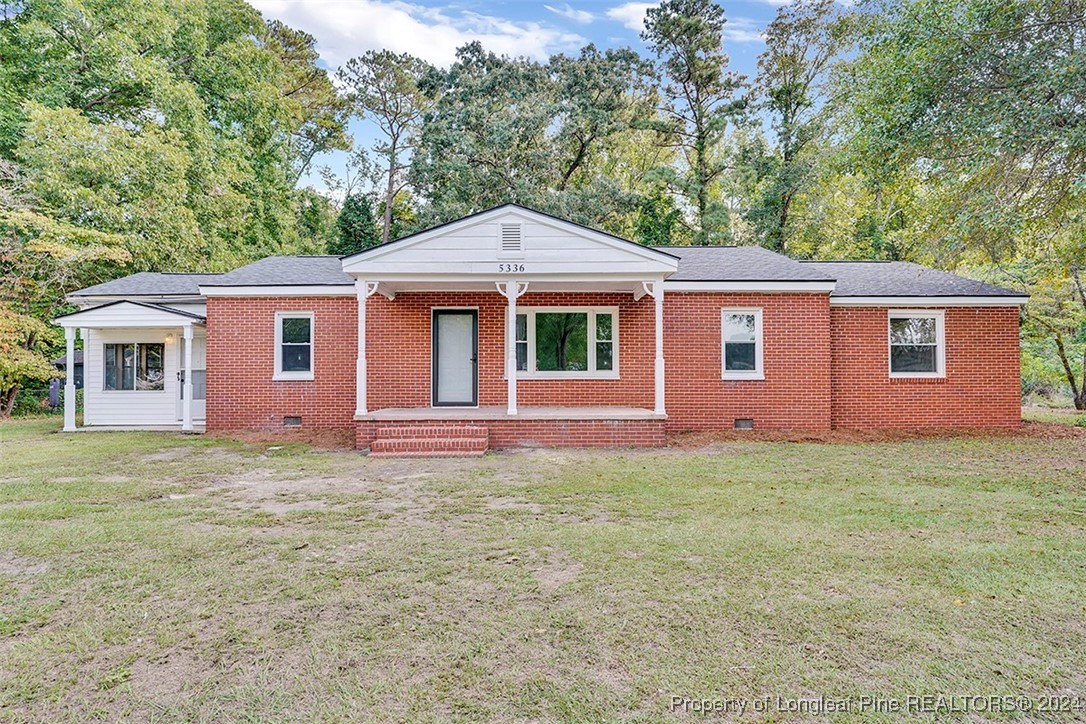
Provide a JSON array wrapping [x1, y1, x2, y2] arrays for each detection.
[[512, 307, 619, 380], [101, 342, 169, 393], [274, 311, 315, 381], [721, 308, 765, 381], [888, 309, 946, 379]]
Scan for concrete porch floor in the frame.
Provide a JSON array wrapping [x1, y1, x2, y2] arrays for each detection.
[[359, 406, 665, 421], [69, 424, 206, 433]]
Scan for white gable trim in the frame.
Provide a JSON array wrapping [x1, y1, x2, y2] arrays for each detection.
[[341, 205, 679, 274], [54, 300, 204, 329]]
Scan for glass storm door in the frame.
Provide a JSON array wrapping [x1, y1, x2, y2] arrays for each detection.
[[177, 335, 207, 420], [432, 310, 478, 406]]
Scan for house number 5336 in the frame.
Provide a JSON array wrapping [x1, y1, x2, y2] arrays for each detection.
[[498, 263, 525, 272]]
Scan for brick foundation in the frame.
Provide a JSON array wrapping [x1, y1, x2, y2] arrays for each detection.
[[357, 418, 666, 450]]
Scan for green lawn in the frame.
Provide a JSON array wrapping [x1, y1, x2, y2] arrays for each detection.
[[1, 418, 1084, 721]]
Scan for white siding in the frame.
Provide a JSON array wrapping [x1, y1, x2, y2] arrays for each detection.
[[345, 210, 677, 277], [83, 328, 181, 426]]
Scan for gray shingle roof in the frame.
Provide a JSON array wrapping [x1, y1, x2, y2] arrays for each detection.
[[201, 256, 353, 287], [71, 272, 222, 297], [803, 261, 1026, 297], [654, 245, 835, 282], [68, 250, 1026, 299]]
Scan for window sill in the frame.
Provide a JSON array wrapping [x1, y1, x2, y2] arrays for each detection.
[[889, 373, 945, 380], [722, 373, 765, 381], [101, 389, 169, 394], [273, 373, 315, 382], [513, 372, 620, 381]]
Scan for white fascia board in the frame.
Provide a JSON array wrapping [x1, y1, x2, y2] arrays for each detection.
[[665, 281, 837, 293], [198, 285, 354, 297], [353, 272, 666, 283], [830, 295, 1028, 307]]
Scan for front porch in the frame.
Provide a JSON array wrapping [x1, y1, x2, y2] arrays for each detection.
[[357, 405, 668, 455]]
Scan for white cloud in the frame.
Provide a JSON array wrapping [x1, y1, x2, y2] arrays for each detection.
[[605, 2, 655, 32], [252, 0, 587, 68], [722, 17, 766, 44], [544, 3, 595, 23]]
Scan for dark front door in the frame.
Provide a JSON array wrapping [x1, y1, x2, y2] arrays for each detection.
[[432, 310, 478, 406]]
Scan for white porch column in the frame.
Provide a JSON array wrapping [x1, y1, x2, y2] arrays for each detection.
[[355, 280, 378, 416], [62, 326, 77, 431], [644, 280, 666, 416], [182, 325, 194, 432], [498, 281, 528, 415]]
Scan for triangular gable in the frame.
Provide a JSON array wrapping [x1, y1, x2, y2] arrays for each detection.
[[341, 204, 678, 278], [54, 300, 205, 328]]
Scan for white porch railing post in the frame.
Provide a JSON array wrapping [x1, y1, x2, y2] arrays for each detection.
[[355, 279, 368, 416], [182, 324, 194, 432], [62, 326, 77, 431]]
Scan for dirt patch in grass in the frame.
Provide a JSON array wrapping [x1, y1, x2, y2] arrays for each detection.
[[0, 550, 48, 576], [208, 427, 356, 449], [668, 420, 1086, 447]]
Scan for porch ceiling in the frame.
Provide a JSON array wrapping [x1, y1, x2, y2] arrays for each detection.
[[372, 278, 653, 296], [359, 406, 666, 421]]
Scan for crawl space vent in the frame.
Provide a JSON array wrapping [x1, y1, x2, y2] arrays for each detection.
[[283, 416, 302, 428], [499, 223, 523, 255], [734, 418, 754, 430]]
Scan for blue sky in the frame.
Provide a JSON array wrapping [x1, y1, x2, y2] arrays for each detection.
[[251, 0, 785, 191]]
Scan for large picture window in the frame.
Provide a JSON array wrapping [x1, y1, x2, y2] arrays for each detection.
[[513, 308, 617, 377], [721, 309, 764, 380], [275, 312, 314, 380], [103, 343, 165, 391], [889, 311, 945, 377]]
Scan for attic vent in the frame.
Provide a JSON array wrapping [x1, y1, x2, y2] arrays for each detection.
[[499, 223, 523, 256]]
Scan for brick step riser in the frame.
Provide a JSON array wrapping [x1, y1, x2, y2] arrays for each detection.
[[374, 425, 490, 439], [368, 450, 487, 458], [370, 438, 489, 454]]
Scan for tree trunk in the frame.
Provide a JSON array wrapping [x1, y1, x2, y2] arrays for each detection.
[[0, 385, 17, 419], [382, 138, 398, 245], [1051, 331, 1084, 409]]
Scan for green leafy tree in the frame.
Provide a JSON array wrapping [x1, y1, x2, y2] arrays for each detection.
[[0, 159, 130, 416], [837, 0, 1086, 259], [331, 193, 380, 255], [642, 0, 747, 245], [338, 50, 432, 244], [409, 42, 652, 233], [749, 0, 850, 252], [0, 0, 349, 270]]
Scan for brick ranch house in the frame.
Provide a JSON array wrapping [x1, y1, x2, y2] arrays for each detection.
[[55, 204, 1028, 455]]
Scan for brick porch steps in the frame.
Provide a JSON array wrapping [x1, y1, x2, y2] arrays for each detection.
[[367, 424, 489, 457]]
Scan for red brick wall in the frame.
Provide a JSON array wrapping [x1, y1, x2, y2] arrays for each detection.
[[664, 293, 833, 432], [204, 292, 1022, 436], [829, 306, 1021, 428], [205, 296, 357, 431], [366, 292, 654, 409]]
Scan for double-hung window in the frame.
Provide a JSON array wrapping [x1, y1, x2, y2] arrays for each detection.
[[888, 310, 945, 377], [514, 308, 618, 377], [103, 343, 165, 391], [721, 309, 764, 380], [275, 312, 314, 380]]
